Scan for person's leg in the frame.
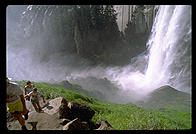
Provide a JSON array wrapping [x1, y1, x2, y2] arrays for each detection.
[[32, 103, 39, 112], [36, 101, 42, 110], [20, 95, 29, 115], [7, 101, 28, 130], [12, 112, 27, 130], [12, 113, 25, 126]]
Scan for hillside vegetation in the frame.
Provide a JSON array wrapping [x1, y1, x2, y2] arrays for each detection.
[[137, 85, 191, 113], [17, 81, 191, 130]]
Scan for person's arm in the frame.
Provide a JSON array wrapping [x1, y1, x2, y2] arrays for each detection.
[[24, 87, 27, 95], [20, 94, 27, 108], [24, 91, 32, 99], [42, 95, 45, 103], [19, 94, 29, 115]]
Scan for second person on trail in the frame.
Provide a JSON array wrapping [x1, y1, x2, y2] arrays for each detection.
[[24, 81, 34, 101], [25, 88, 45, 112]]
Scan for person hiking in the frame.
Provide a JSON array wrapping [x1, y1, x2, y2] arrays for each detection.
[[6, 77, 29, 130], [25, 88, 45, 112], [24, 81, 34, 101]]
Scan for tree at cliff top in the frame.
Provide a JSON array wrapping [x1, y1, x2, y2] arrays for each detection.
[[73, 5, 122, 65]]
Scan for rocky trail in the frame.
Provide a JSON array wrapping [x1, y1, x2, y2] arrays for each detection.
[[7, 97, 114, 130]]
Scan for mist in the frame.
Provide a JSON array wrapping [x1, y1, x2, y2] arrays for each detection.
[[7, 5, 191, 104]]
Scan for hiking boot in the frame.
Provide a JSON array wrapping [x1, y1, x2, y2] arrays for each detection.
[[24, 111, 29, 120], [21, 125, 28, 130]]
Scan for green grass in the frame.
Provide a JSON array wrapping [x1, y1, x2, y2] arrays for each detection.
[[138, 85, 191, 113], [17, 81, 192, 130]]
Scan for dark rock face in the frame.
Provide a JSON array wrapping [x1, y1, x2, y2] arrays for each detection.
[[66, 101, 95, 122]]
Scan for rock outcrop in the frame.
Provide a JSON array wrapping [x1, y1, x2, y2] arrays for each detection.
[[114, 5, 158, 32], [41, 97, 95, 129], [42, 97, 95, 122], [42, 97, 68, 117]]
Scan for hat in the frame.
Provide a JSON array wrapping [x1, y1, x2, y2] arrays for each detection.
[[32, 88, 38, 91]]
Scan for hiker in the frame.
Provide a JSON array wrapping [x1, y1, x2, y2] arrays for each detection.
[[24, 81, 34, 101], [6, 77, 29, 130], [25, 87, 45, 112]]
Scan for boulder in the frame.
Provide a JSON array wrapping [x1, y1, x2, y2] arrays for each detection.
[[63, 118, 90, 130], [96, 120, 114, 130], [42, 97, 68, 118], [66, 101, 95, 122], [26, 111, 63, 130]]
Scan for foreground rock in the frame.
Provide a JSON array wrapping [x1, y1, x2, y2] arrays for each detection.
[[63, 118, 90, 130], [26, 111, 63, 130]]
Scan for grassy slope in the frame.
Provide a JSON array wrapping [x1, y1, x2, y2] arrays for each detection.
[[17, 81, 192, 130], [138, 85, 191, 112]]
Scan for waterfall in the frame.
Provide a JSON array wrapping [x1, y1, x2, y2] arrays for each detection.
[[145, 6, 192, 92], [145, 5, 191, 93], [110, 5, 191, 102]]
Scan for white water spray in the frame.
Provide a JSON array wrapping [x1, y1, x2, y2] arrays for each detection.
[[108, 5, 191, 102]]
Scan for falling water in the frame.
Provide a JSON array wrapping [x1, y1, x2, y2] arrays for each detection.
[[111, 5, 191, 102], [145, 5, 191, 92]]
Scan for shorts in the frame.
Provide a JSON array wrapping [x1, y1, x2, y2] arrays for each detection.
[[7, 100, 23, 114], [31, 98, 39, 104]]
